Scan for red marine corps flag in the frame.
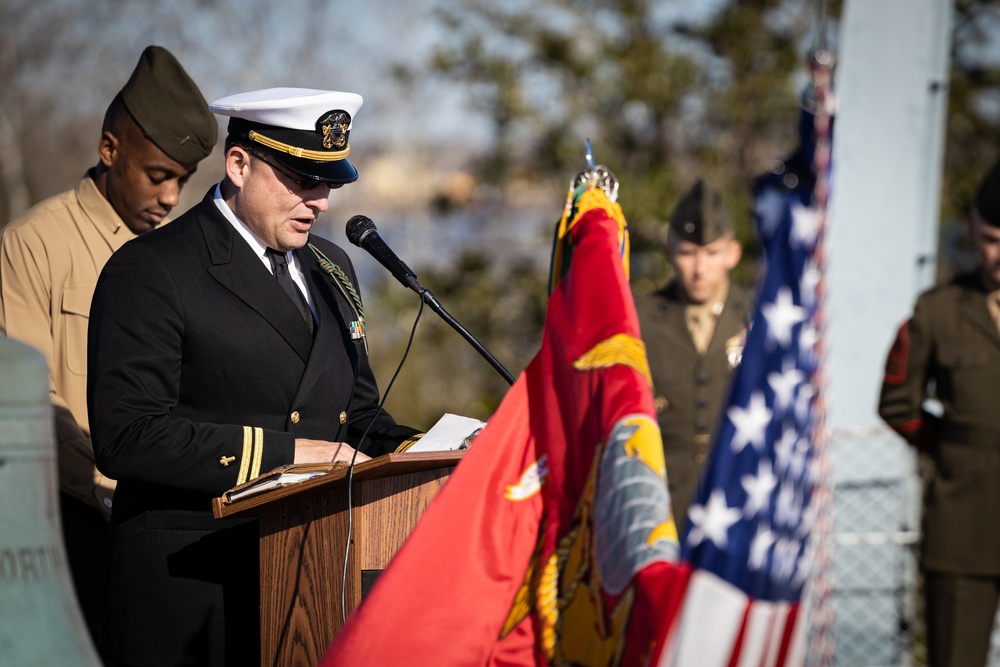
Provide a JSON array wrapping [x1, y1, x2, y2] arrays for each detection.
[[320, 171, 687, 665]]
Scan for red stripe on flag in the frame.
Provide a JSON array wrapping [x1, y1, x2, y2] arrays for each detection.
[[726, 603, 753, 667], [773, 601, 800, 667]]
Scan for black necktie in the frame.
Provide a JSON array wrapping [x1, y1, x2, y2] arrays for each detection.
[[266, 248, 314, 333]]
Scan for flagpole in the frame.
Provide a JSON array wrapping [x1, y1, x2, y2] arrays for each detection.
[[803, 44, 837, 667]]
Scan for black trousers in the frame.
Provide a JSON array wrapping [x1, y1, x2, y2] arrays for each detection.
[[102, 510, 260, 667], [924, 570, 1000, 667]]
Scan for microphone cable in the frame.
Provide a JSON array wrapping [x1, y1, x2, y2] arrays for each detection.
[[339, 294, 427, 624]]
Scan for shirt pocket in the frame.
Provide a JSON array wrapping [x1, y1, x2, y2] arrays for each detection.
[[61, 285, 94, 375], [936, 344, 994, 396]]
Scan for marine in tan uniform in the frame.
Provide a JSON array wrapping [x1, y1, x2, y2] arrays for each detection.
[[879, 158, 1000, 667], [0, 45, 216, 650], [635, 179, 750, 532]]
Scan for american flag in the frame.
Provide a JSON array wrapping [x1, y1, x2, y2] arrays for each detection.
[[655, 84, 834, 665]]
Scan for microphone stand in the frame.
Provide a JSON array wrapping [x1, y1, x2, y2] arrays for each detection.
[[417, 287, 516, 386]]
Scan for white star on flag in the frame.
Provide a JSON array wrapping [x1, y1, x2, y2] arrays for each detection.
[[774, 426, 797, 475], [748, 524, 777, 571], [797, 501, 818, 539], [774, 481, 802, 529], [753, 187, 787, 237], [799, 321, 820, 365], [768, 355, 804, 415], [800, 260, 821, 308], [790, 203, 821, 248], [742, 460, 778, 517], [789, 435, 810, 481], [727, 390, 772, 453], [794, 382, 815, 427], [772, 536, 802, 583], [762, 286, 806, 348], [687, 489, 742, 549]]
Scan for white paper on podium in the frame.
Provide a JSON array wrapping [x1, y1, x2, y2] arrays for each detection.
[[406, 413, 486, 453]]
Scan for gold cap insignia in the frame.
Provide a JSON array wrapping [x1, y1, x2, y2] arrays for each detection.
[[317, 110, 351, 150]]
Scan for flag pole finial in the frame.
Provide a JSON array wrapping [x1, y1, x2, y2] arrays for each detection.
[[571, 139, 619, 203]]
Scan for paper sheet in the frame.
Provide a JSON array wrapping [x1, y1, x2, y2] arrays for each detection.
[[406, 413, 486, 452]]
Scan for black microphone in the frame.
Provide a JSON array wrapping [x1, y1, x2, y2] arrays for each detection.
[[344, 214, 517, 386], [345, 215, 421, 292]]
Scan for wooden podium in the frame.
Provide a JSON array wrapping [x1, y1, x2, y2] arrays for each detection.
[[212, 450, 463, 667]]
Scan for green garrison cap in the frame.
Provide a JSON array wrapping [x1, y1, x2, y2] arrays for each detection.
[[119, 45, 217, 165], [669, 179, 734, 245], [975, 157, 1000, 227]]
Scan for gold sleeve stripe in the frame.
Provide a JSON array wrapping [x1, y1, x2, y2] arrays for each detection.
[[250, 427, 264, 480], [237, 426, 253, 485], [394, 434, 425, 453], [572, 333, 653, 388], [249, 130, 351, 162]]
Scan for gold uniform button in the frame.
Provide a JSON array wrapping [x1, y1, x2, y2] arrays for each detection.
[[654, 394, 669, 414], [693, 452, 706, 464], [290, 411, 300, 424], [339, 411, 347, 425]]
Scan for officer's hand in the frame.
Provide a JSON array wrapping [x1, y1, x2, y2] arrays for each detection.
[[293, 439, 371, 464]]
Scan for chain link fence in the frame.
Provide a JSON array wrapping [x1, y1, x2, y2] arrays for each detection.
[[811, 425, 1000, 666]]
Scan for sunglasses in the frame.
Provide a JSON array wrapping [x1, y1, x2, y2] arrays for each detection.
[[247, 150, 330, 192]]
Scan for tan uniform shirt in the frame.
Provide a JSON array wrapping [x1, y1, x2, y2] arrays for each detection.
[[0, 172, 136, 516]]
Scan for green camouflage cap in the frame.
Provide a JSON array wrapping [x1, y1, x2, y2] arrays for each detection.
[[975, 157, 1000, 227], [669, 179, 734, 245], [119, 45, 217, 165]]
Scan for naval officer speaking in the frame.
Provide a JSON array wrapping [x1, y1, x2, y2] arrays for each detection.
[[88, 87, 420, 667]]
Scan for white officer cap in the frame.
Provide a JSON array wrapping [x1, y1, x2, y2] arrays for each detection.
[[210, 87, 364, 184]]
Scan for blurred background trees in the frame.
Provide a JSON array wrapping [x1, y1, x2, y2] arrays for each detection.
[[417, 0, 818, 289], [1, 0, 998, 428]]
